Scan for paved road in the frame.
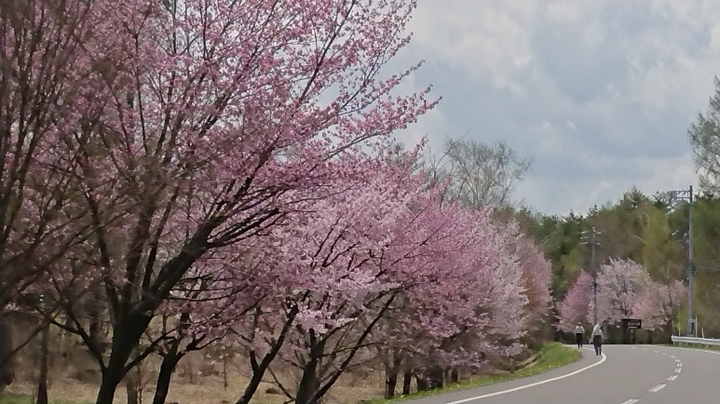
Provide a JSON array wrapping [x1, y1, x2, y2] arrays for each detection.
[[408, 344, 720, 404]]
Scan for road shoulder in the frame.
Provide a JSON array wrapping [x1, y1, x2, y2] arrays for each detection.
[[404, 346, 602, 404]]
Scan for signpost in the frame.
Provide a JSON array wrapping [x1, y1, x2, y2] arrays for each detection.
[[621, 318, 642, 344]]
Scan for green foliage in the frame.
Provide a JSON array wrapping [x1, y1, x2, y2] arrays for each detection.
[[502, 188, 720, 336]]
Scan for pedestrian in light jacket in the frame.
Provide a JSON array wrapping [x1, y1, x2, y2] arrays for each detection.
[[591, 324, 604, 356], [574, 323, 585, 348]]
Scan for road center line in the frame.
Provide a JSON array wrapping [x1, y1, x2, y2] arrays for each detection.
[[649, 384, 666, 392], [668, 375, 678, 381], [442, 351, 607, 404], [620, 399, 638, 404]]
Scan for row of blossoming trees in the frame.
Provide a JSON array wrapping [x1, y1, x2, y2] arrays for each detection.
[[557, 258, 687, 336], [0, 1, 555, 404]]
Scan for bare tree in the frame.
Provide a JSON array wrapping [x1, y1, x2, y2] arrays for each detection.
[[422, 136, 533, 209], [689, 76, 720, 194]]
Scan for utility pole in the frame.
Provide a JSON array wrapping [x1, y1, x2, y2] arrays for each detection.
[[687, 186, 694, 337], [666, 185, 694, 337], [581, 227, 601, 326]]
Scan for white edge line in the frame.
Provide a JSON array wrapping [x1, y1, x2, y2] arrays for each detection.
[[444, 352, 607, 404]]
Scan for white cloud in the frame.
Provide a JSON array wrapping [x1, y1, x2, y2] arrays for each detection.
[[395, 0, 720, 214]]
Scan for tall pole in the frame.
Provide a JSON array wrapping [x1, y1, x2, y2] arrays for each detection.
[[581, 227, 600, 326], [591, 227, 598, 326], [687, 185, 694, 337]]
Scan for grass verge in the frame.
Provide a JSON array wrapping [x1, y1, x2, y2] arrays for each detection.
[[368, 342, 582, 404]]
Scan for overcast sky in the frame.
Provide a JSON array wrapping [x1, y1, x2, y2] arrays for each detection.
[[393, 0, 720, 216]]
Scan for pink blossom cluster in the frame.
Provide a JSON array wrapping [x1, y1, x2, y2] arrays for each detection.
[[3, 1, 555, 402], [558, 259, 687, 331]]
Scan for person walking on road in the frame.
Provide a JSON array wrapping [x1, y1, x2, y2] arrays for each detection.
[[591, 324, 604, 356], [574, 323, 585, 348]]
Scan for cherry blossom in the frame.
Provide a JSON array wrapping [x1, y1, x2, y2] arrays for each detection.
[[634, 279, 687, 331], [557, 270, 593, 332], [591, 258, 651, 325], [16, 1, 438, 403]]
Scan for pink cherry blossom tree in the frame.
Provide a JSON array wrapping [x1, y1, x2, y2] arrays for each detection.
[[557, 270, 593, 332], [27, 1, 438, 403], [239, 172, 425, 404], [508, 232, 553, 336], [99, 157, 430, 404], [376, 208, 529, 395], [0, 3, 102, 371], [591, 258, 652, 325], [634, 279, 687, 334]]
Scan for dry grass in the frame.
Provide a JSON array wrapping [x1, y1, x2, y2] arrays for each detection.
[[3, 351, 387, 404], [2, 315, 390, 404]]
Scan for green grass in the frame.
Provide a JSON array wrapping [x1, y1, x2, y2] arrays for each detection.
[[0, 393, 37, 404], [368, 342, 582, 404], [0, 392, 92, 404]]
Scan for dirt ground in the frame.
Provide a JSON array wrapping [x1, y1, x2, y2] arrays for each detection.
[[5, 358, 386, 404]]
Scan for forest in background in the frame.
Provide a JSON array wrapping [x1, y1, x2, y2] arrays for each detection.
[[505, 76, 720, 341]]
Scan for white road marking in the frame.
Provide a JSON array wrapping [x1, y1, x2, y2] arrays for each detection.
[[442, 351, 607, 404], [620, 399, 639, 404], [668, 375, 678, 381], [649, 384, 666, 392], [675, 367, 682, 374]]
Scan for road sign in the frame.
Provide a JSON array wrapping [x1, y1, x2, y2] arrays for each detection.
[[622, 318, 642, 329]]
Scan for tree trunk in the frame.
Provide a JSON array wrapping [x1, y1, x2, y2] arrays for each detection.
[[295, 356, 320, 404], [126, 371, 139, 404], [95, 314, 152, 404], [36, 322, 50, 404], [235, 328, 295, 404], [96, 370, 124, 404], [402, 370, 412, 395], [449, 368, 459, 383], [0, 314, 14, 393], [415, 373, 429, 392], [384, 371, 398, 399], [383, 352, 403, 399], [416, 366, 443, 391], [151, 352, 184, 404], [222, 358, 228, 390]]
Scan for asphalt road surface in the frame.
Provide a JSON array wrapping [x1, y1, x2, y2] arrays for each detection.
[[407, 345, 720, 404]]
